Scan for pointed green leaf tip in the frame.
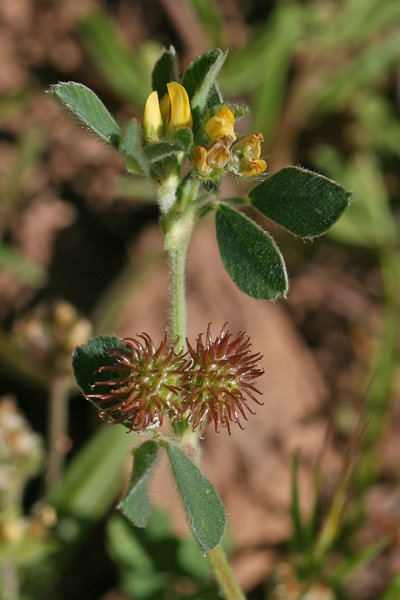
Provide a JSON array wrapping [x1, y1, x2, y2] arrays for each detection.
[[181, 49, 225, 123], [215, 204, 288, 300], [118, 440, 160, 528], [151, 46, 178, 99], [72, 335, 125, 396], [165, 442, 226, 552], [249, 166, 353, 238], [49, 82, 121, 147]]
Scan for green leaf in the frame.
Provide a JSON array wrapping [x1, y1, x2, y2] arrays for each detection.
[[49, 82, 121, 147], [118, 440, 160, 528], [249, 167, 352, 238], [227, 103, 249, 120], [152, 46, 178, 99], [72, 335, 125, 396], [142, 129, 192, 164], [171, 127, 193, 151], [215, 204, 288, 300], [164, 442, 226, 552], [120, 119, 150, 175], [143, 142, 180, 163], [181, 49, 226, 119]]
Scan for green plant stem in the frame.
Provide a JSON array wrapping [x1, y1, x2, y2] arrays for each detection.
[[163, 184, 247, 600], [168, 241, 189, 350], [207, 546, 247, 600]]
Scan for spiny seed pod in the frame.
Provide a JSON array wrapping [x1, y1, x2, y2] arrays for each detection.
[[182, 324, 264, 436], [88, 333, 190, 432]]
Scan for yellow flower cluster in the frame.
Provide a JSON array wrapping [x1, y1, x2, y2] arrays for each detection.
[[143, 82, 266, 179], [193, 106, 266, 179]]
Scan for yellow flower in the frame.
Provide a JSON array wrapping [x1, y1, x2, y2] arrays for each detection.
[[232, 132, 267, 177], [193, 146, 212, 177], [241, 158, 267, 177], [204, 106, 236, 142], [162, 82, 192, 133], [143, 82, 193, 142], [143, 91, 163, 142], [192, 137, 231, 178]]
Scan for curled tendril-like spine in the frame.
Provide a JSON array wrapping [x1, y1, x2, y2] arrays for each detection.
[[182, 324, 264, 436], [88, 332, 190, 432], [87, 325, 264, 435]]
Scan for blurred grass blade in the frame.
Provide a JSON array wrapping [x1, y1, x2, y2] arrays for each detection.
[[49, 424, 133, 519], [79, 10, 151, 108], [379, 573, 400, 600], [251, 3, 304, 143], [290, 451, 305, 551], [330, 538, 388, 588], [49, 82, 121, 147], [0, 89, 33, 128], [0, 126, 44, 229], [187, 0, 225, 47], [0, 242, 46, 288], [313, 149, 396, 249], [219, 2, 304, 97], [316, 31, 400, 113]]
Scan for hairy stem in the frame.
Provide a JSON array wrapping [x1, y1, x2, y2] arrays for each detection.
[[207, 546, 247, 600], [168, 241, 189, 351], [163, 184, 247, 600]]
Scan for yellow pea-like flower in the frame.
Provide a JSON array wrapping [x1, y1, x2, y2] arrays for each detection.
[[143, 90, 164, 142], [143, 82, 193, 142], [234, 132, 263, 161], [241, 158, 267, 177], [204, 106, 236, 142], [192, 138, 231, 178], [232, 132, 267, 177], [164, 82, 193, 133], [193, 146, 213, 177]]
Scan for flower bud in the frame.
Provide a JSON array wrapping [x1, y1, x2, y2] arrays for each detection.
[[204, 106, 236, 142], [143, 90, 164, 142]]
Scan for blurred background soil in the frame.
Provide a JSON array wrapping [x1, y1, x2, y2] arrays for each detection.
[[0, 1, 399, 599]]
